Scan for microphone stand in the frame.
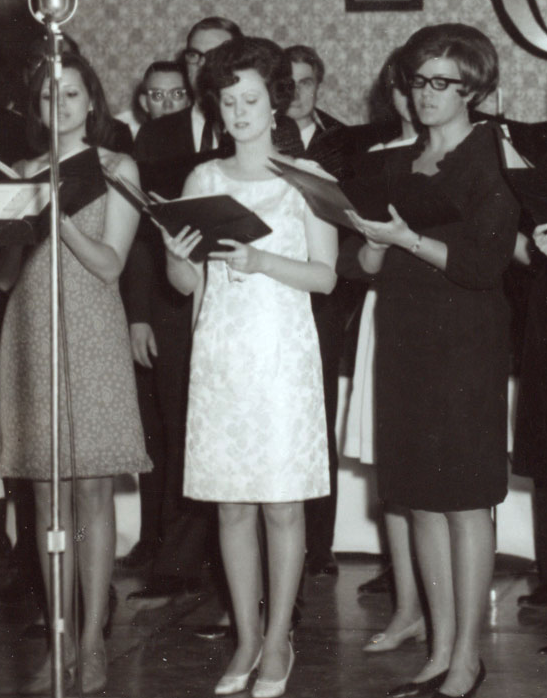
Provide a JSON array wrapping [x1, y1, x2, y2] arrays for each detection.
[[44, 20, 67, 698]]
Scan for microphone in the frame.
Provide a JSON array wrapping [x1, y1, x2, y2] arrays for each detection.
[[28, 0, 78, 25]]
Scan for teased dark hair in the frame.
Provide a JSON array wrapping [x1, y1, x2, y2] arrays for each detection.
[[27, 52, 114, 154], [197, 36, 295, 126], [284, 45, 325, 84], [401, 23, 498, 109], [368, 46, 408, 124]]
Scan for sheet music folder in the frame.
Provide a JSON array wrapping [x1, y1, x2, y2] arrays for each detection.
[[269, 155, 462, 233], [495, 125, 547, 224], [103, 168, 272, 262]]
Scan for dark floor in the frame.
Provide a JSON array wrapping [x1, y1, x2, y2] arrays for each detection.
[[1, 554, 546, 698]]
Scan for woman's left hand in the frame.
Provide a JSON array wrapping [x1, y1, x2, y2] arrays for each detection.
[[209, 239, 264, 274]]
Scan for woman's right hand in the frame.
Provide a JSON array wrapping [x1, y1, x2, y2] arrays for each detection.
[[533, 223, 547, 257]]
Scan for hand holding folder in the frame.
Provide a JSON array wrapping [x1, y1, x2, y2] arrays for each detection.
[[103, 167, 272, 262]]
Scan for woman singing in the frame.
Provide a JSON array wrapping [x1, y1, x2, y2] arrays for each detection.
[[342, 24, 518, 698], [162, 37, 337, 698], [0, 53, 151, 694]]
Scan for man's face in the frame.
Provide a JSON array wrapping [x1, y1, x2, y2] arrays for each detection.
[[287, 61, 319, 127], [140, 70, 189, 120], [184, 28, 233, 91]]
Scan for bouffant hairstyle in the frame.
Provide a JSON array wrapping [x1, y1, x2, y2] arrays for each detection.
[[401, 23, 499, 109], [368, 46, 408, 124], [284, 45, 325, 84], [197, 36, 295, 126], [27, 52, 114, 153]]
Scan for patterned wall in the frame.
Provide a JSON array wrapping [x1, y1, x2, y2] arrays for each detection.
[[65, 0, 547, 124]]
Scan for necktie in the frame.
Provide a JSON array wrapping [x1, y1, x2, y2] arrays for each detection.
[[200, 119, 213, 152]]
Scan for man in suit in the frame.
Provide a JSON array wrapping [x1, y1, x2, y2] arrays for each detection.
[[284, 45, 350, 577], [119, 18, 242, 610]]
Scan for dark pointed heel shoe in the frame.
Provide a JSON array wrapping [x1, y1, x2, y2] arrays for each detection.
[[431, 661, 486, 698], [387, 669, 449, 697]]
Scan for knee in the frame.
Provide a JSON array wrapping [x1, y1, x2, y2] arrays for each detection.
[[218, 502, 257, 529], [263, 502, 304, 530], [76, 478, 114, 517]]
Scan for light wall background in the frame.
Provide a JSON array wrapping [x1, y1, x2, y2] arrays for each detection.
[[67, 0, 547, 125]]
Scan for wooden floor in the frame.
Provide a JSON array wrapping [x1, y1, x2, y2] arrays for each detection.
[[1, 555, 546, 698]]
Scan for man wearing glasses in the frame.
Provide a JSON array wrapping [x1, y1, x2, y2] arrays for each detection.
[[138, 61, 190, 122], [121, 18, 242, 615]]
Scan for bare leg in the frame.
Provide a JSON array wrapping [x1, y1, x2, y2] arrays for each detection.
[[33, 480, 76, 656], [218, 502, 262, 676], [260, 501, 305, 681], [378, 505, 423, 635], [439, 508, 494, 696], [75, 477, 115, 655], [411, 509, 454, 683]]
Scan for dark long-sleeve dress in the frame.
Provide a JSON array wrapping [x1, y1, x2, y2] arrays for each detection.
[[338, 123, 519, 512]]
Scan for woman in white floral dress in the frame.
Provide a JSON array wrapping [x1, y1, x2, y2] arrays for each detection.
[[163, 38, 337, 698]]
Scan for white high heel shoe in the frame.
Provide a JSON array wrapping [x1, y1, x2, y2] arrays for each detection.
[[251, 643, 295, 698], [214, 648, 263, 696]]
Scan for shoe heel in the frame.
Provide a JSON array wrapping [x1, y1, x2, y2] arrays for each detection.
[[251, 642, 294, 698], [214, 648, 262, 696]]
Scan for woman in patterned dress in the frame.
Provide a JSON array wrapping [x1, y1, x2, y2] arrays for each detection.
[[0, 53, 150, 694], [162, 38, 337, 698]]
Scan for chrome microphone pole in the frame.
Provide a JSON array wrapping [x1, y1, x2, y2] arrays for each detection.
[[27, 3, 79, 698]]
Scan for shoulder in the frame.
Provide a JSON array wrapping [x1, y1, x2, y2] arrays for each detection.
[[184, 158, 221, 193], [18, 153, 48, 178], [315, 109, 344, 131], [99, 147, 138, 180]]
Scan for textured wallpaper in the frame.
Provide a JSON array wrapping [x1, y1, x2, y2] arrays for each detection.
[[64, 0, 547, 124]]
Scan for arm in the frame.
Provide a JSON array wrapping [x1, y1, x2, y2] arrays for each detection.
[[210, 204, 338, 294], [60, 154, 141, 283], [162, 170, 204, 296]]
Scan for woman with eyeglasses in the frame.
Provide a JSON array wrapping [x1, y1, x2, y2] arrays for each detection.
[[342, 24, 518, 698]]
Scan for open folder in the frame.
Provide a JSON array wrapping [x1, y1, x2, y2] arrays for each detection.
[[495, 124, 547, 224], [268, 155, 462, 233], [103, 168, 272, 262], [0, 181, 50, 245]]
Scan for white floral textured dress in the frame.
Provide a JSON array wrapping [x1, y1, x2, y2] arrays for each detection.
[[0, 159, 151, 480], [183, 159, 330, 503]]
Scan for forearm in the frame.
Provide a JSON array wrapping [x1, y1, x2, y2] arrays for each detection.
[[60, 216, 124, 284], [165, 253, 201, 295], [398, 230, 448, 271], [258, 251, 337, 294]]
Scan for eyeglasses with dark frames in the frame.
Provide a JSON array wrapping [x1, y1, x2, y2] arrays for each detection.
[[182, 48, 208, 65], [409, 74, 464, 91], [146, 88, 188, 103]]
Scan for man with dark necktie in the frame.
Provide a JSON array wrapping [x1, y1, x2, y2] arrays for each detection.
[[120, 18, 243, 612]]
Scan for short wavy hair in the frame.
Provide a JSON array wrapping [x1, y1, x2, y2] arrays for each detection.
[[284, 45, 325, 84], [197, 36, 295, 126], [400, 23, 499, 109], [27, 52, 114, 153]]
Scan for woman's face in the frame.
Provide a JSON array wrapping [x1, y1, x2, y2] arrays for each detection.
[[392, 87, 412, 124], [411, 56, 471, 128], [219, 69, 274, 144], [40, 66, 92, 139]]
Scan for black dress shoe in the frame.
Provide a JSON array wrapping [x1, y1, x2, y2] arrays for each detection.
[[538, 644, 547, 654], [517, 584, 547, 608], [387, 669, 449, 697], [307, 551, 339, 577], [115, 540, 157, 570], [358, 566, 394, 595], [431, 660, 485, 698]]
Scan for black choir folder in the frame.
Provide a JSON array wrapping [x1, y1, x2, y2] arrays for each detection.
[[103, 168, 272, 262], [0, 147, 107, 245], [268, 155, 462, 233], [495, 124, 547, 224]]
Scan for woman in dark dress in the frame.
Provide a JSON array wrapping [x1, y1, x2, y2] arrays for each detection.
[[340, 24, 519, 698]]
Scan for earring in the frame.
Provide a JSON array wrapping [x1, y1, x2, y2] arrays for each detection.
[[271, 110, 277, 131]]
